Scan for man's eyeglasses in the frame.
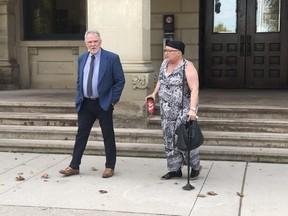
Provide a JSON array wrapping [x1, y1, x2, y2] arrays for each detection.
[[163, 49, 179, 53]]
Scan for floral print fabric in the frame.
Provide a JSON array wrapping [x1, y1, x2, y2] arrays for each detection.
[[158, 59, 200, 172]]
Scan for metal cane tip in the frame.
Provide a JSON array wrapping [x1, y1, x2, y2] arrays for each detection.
[[182, 183, 195, 191]]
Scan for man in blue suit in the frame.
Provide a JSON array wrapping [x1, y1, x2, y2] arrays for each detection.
[[59, 30, 125, 178]]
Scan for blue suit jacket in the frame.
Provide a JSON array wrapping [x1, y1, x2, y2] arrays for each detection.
[[75, 48, 125, 112]]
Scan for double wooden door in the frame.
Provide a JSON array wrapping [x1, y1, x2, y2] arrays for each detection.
[[203, 0, 288, 88]]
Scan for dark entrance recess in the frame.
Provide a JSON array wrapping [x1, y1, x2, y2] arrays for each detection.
[[200, 0, 288, 89]]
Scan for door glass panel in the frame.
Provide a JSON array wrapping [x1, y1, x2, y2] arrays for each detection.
[[213, 0, 237, 33], [256, 0, 281, 32]]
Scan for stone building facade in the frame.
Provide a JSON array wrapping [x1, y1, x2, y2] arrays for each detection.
[[1, 0, 287, 125], [0, 0, 200, 125]]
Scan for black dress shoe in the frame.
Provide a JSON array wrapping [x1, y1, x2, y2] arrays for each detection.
[[161, 168, 182, 180], [190, 165, 202, 180]]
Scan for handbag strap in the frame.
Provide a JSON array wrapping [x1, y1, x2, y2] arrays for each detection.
[[180, 61, 185, 116], [173, 61, 186, 148]]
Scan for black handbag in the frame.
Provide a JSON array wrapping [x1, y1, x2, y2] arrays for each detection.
[[187, 120, 204, 150], [175, 123, 189, 151], [174, 63, 204, 151], [175, 120, 204, 151]]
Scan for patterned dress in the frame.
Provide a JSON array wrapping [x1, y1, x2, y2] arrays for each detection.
[[158, 59, 200, 172]]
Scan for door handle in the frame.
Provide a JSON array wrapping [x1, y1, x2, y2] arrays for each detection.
[[240, 35, 245, 57], [246, 35, 252, 56]]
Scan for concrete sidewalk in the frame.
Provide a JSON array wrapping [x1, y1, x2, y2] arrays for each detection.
[[0, 152, 288, 216]]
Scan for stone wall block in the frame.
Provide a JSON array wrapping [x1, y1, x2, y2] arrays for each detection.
[[151, 0, 181, 13], [182, 0, 199, 12]]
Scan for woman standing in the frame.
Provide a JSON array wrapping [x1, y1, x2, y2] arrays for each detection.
[[146, 40, 202, 180]]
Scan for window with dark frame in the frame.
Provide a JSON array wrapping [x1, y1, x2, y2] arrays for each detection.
[[23, 0, 86, 40]]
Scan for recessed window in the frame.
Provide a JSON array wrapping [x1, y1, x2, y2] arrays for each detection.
[[213, 0, 237, 33], [256, 0, 280, 32], [23, 0, 86, 40]]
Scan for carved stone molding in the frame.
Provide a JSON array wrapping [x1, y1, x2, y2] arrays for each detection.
[[0, 0, 9, 5], [132, 74, 149, 90], [29, 48, 38, 56]]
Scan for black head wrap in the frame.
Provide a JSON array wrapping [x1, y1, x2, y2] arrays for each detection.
[[166, 40, 185, 54]]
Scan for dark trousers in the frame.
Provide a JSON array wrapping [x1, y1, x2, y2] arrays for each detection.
[[69, 99, 116, 169]]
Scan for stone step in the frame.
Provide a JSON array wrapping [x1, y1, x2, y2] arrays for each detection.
[[1, 138, 288, 163], [0, 112, 77, 126], [199, 105, 288, 119], [0, 84, 18, 90], [0, 111, 146, 128], [204, 131, 288, 148], [0, 101, 75, 113], [1, 125, 288, 149], [199, 145, 288, 163], [2, 111, 288, 133], [153, 104, 288, 119], [200, 118, 288, 133], [1, 102, 288, 119], [0, 125, 164, 144], [148, 116, 288, 133], [0, 138, 164, 158], [1, 95, 288, 163]]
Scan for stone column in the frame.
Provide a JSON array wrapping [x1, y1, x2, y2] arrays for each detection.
[[0, 0, 18, 90], [87, 0, 155, 126]]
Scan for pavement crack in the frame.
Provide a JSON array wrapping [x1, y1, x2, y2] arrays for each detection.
[[0, 154, 42, 176], [189, 161, 214, 215], [238, 161, 248, 216]]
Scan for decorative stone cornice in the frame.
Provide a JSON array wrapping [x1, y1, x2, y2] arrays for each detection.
[[0, 0, 9, 5]]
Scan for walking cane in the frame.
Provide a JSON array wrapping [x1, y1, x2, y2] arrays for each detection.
[[182, 121, 195, 191]]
